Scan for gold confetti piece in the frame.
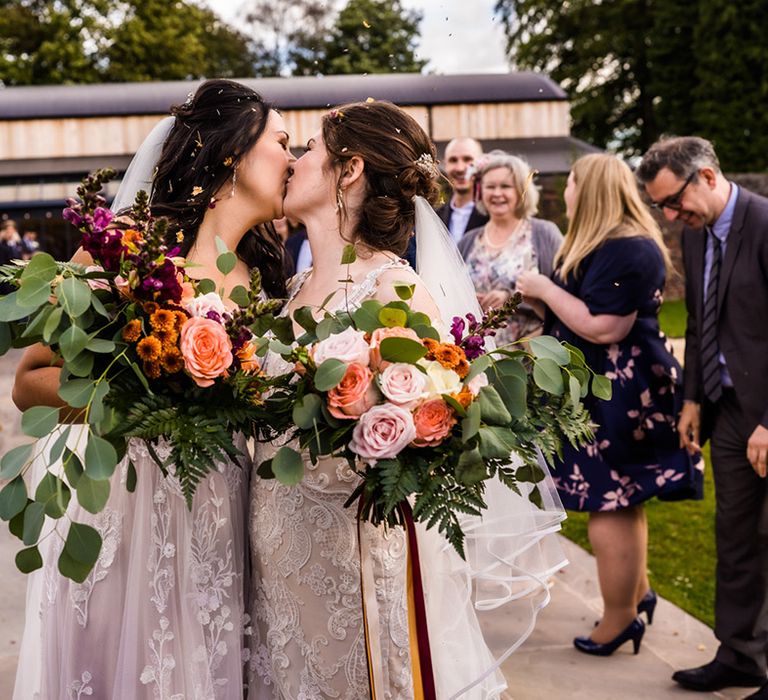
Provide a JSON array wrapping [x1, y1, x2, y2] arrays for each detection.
[[223, 156, 233, 167], [341, 147, 348, 152], [365, 97, 375, 103], [363, 19, 371, 28], [191, 186, 203, 196], [194, 131, 203, 148], [176, 231, 185, 242]]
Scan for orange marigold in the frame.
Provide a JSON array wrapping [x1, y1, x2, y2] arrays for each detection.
[[173, 310, 188, 331], [451, 385, 474, 409], [122, 319, 142, 342], [237, 342, 260, 373], [422, 337, 439, 359], [433, 344, 464, 370], [150, 309, 176, 332], [122, 228, 143, 245], [154, 327, 179, 347], [454, 358, 470, 379], [143, 359, 162, 379], [136, 335, 162, 361], [160, 348, 185, 374]]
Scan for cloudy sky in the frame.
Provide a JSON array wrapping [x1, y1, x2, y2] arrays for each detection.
[[205, 0, 510, 74]]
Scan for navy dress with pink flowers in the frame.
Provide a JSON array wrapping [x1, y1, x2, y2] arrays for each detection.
[[546, 236, 703, 512]]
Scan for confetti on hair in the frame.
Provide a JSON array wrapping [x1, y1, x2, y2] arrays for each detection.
[[365, 97, 375, 103], [191, 186, 203, 196], [223, 156, 234, 167], [195, 131, 203, 149], [176, 231, 184, 242]]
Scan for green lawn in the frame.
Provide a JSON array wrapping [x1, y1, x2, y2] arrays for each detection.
[[559, 297, 717, 627]]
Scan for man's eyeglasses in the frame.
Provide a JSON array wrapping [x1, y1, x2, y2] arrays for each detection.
[[650, 171, 697, 211]]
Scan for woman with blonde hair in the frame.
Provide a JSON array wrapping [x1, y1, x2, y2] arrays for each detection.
[[458, 151, 562, 345], [518, 153, 703, 656]]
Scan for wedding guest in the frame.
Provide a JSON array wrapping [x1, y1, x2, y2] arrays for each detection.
[[458, 151, 562, 345], [436, 137, 488, 242], [22, 230, 41, 257], [638, 137, 768, 696], [517, 153, 703, 657]]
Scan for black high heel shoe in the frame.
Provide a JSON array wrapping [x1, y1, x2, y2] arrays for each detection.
[[637, 589, 657, 625], [574, 617, 646, 656]]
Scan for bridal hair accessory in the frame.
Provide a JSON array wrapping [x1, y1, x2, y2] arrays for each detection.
[[413, 153, 439, 178]]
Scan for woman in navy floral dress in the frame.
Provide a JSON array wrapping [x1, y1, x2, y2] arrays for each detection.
[[518, 153, 703, 657]]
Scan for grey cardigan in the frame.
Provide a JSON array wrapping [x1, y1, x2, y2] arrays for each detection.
[[457, 217, 563, 279]]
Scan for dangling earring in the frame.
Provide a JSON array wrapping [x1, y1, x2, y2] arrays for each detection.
[[335, 186, 345, 212], [229, 166, 238, 199]]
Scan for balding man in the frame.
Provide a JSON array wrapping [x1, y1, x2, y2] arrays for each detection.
[[436, 137, 488, 243]]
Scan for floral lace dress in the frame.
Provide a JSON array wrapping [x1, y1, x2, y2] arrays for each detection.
[[14, 433, 250, 700], [246, 260, 508, 700]]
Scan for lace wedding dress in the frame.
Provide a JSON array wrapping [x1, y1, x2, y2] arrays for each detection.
[[14, 433, 251, 700], [246, 261, 513, 700]]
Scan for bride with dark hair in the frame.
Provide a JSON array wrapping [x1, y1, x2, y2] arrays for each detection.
[[12, 79, 294, 700]]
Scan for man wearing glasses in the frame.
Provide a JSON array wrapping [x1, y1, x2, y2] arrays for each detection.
[[637, 137, 768, 698]]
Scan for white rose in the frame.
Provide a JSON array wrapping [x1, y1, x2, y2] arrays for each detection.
[[378, 362, 428, 408], [420, 360, 462, 396], [184, 291, 228, 318], [466, 371, 489, 397], [312, 326, 371, 366]]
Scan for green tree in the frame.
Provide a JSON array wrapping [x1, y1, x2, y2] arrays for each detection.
[[495, 0, 768, 170], [313, 0, 426, 75], [0, 0, 111, 85]]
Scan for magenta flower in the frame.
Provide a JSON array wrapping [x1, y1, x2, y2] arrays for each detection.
[[92, 207, 114, 232]]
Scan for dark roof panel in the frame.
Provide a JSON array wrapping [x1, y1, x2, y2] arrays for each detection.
[[0, 72, 567, 120]]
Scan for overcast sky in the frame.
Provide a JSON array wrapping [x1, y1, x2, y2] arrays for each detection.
[[204, 0, 510, 74]]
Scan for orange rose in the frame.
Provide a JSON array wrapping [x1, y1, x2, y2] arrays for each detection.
[[179, 316, 233, 387], [411, 398, 456, 447], [327, 363, 379, 420], [369, 326, 421, 370]]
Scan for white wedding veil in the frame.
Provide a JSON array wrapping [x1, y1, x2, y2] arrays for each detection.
[[413, 196, 568, 698], [111, 116, 175, 212]]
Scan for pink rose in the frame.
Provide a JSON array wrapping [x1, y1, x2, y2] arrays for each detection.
[[84, 265, 109, 291], [466, 371, 489, 397], [349, 403, 417, 460], [183, 291, 228, 318], [179, 316, 233, 387], [378, 362, 428, 408], [312, 326, 370, 366], [412, 399, 456, 447], [369, 326, 421, 370], [328, 363, 379, 420]]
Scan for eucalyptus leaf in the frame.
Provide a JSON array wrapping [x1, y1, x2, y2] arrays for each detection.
[[90, 292, 110, 318], [16, 545, 43, 573], [64, 521, 102, 566], [378, 307, 407, 328], [58, 276, 92, 317], [379, 337, 427, 364], [88, 381, 110, 426], [76, 473, 111, 514], [340, 244, 357, 265], [568, 375, 581, 411], [20, 252, 57, 283], [293, 306, 318, 335], [315, 316, 346, 341], [352, 300, 383, 333], [592, 374, 613, 401], [59, 325, 89, 362], [34, 472, 71, 519], [21, 406, 59, 438], [58, 378, 95, 408], [228, 285, 249, 307], [197, 278, 216, 295], [0, 321, 10, 355], [8, 501, 28, 540], [58, 546, 93, 583], [62, 448, 85, 490], [256, 458, 275, 479], [461, 401, 481, 442], [268, 339, 294, 356], [214, 235, 229, 255], [126, 462, 137, 492], [532, 358, 565, 395], [442, 393, 467, 418], [0, 477, 28, 520], [17, 278, 52, 308], [493, 374, 527, 419], [407, 311, 431, 328], [21, 304, 52, 338], [0, 442, 33, 480], [410, 324, 440, 341], [66, 350, 95, 377], [456, 448, 487, 486], [43, 306, 64, 342], [292, 394, 324, 430], [216, 251, 237, 275], [528, 335, 571, 366], [87, 337, 116, 353], [478, 385, 512, 425], [0, 292, 33, 321], [314, 358, 348, 392], [394, 283, 415, 301], [22, 501, 46, 544], [478, 426, 515, 459], [84, 434, 118, 481], [465, 355, 492, 383], [272, 446, 305, 485]]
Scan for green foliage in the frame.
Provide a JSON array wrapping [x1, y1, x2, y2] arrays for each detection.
[[0, 0, 259, 86], [495, 0, 768, 168]]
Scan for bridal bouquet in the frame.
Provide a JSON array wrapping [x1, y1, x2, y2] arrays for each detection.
[[256, 248, 611, 557], [0, 169, 281, 580]]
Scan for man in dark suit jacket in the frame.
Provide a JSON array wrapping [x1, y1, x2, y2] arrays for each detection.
[[435, 137, 489, 243], [638, 137, 768, 698]]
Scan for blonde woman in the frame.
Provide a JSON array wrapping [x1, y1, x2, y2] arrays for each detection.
[[458, 151, 562, 345], [518, 154, 703, 656]]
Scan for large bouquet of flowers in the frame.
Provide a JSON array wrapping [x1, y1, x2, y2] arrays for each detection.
[[256, 247, 611, 557], [0, 169, 281, 580]]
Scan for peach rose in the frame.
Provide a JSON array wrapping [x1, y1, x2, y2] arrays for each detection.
[[312, 326, 371, 367], [179, 316, 233, 387], [369, 326, 421, 370], [328, 363, 379, 419], [378, 362, 428, 408], [349, 403, 417, 460], [412, 398, 457, 447]]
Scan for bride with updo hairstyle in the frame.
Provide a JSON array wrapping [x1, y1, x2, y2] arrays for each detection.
[[247, 100, 566, 699], [12, 78, 295, 700]]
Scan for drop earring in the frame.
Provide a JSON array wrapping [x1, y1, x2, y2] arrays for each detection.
[[335, 186, 345, 212], [229, 166, 238, 198]]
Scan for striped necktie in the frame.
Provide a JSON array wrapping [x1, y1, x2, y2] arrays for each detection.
[[701, 228, 722, 403]]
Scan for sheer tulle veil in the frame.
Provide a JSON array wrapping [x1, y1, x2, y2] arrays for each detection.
[[413, 196, 568, 698]]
